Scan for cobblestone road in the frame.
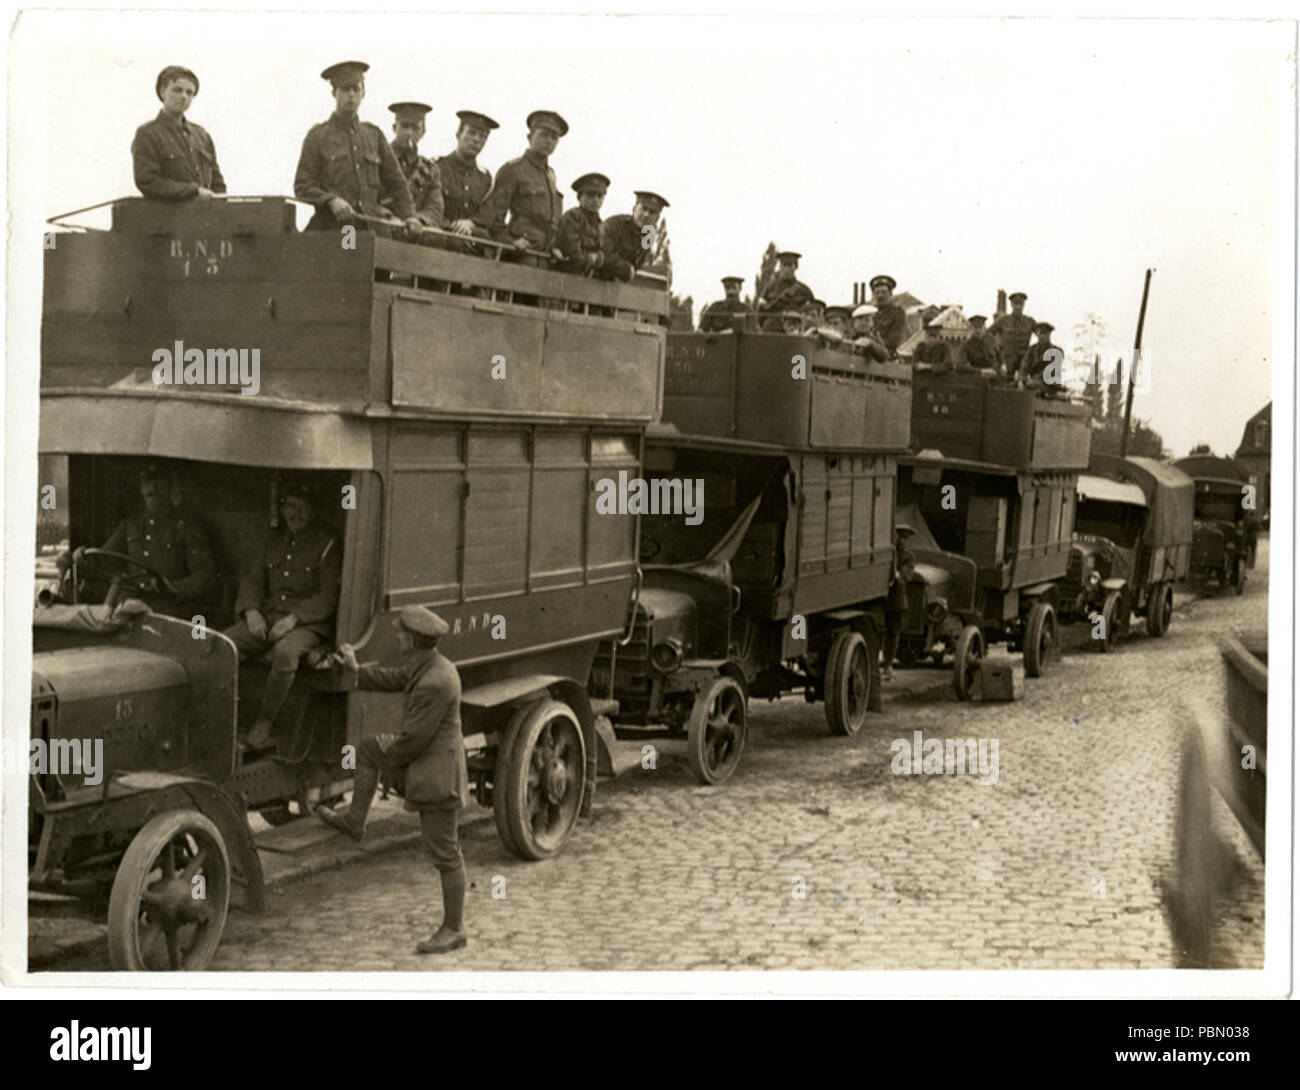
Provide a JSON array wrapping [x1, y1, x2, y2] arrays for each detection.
[[35, 544, 1269, 973]]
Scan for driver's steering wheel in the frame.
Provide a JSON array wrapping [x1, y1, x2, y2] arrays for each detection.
[[68, 548, 173, 608]]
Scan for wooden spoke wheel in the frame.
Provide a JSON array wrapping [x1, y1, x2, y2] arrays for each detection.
[[1147, 583, 1173, 638], [106, 810, 231, 971], [494, 699, 586, 861], [686, 676, 748, 785], [952, 624, 984, 702], [824, 630, 871, 737], [1097, 590, 1122, 654], [1022, 601, 1057, 678]]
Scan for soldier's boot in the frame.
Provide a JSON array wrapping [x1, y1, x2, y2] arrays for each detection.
[[416, 864, 467, 954], [315, 806, 364, 843]]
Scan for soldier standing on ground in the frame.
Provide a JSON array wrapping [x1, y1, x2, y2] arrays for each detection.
[[317, 606, 470, 956], [384, 101, 444, 230], [959, 314, 999, 372], [556, 172, 610, 274], [132, 65, 227, 201], [757, 251, 814, 330], [600, 190, 670, 282], [869, 275, 907, 355], [438, 110, 499, 237], [474, 110, 568, 263], [292, 61, 421, 238], [699, 276, 754, 332], [990, 292, 1037, 375], [881, 524, 917, 681]]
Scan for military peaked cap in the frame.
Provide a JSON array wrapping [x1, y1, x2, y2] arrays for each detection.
[[572, 172, 611, 194], [870, 274, 896, 292], [389, 102, 433, 120], [456, 110, 500, 131], [721, 275, 745, 286], [967, 314, 987, 324], [399, 605, 450, 638], [526, 110, 569, 135], [634, 191, 669, 212], [1009, 291, 1028, 303], [321, 61, 369, 85], [777, 250, 802, 264]]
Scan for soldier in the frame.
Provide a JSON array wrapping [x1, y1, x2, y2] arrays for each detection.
[[131, 65, 226, 202], [881, 524, 917, 681], [292, 61, 421, 238], [869, 275, 907, 355], [438, 110, 499, 237], [316, 606, 469, 955], [699, 276, 754, 332], [224, 482, 341, 749], [851, 303, 890, 361], [757, 251, 814, 329], [384, 101, 444, 230], [823, 305, 852, 335], [556, 172, 610, 274], [912, 323, 951, 367], [474, 110, 568, 262], [959, 314, 999, 372], [990, 292, 1037, 374], [600, 190, 669, 282], [1019, 321, 1062, 391], [70, 463, 217, 617]]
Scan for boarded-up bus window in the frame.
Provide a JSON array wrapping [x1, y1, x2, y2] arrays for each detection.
[[531, 431, 587, 590], [588, 433, 638, 582], [464, 431, 529, 599], [388, 427, 463, 605]]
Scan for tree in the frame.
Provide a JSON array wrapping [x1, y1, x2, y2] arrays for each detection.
[[1188, 442, 1213, 455], [1071, 313, 1108, 418], [1089, 416, 1166, 459], [1104, 356, 1125, 423], [755, 242, 778, 304], [669, 294, 694, 331]]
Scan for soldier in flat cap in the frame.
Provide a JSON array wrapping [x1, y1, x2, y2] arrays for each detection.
[[599, 190, 669, 282], [293, 61, 421, 239], [989, 292, 1037, 375], [757, 251, 815, 330], [317, 605, 469, 955], [959, 314, 999, 372], [1019, 321, 1062, 391], [224, 482, 341, 749], [65, 463, 217, 617], [474, 110, 568, 263], [699, 276, 755, 332], [383, 101, 444, 231], [869, 275, 907, 355], [557, 173, 610, 274], [131, 65, 227, 202], [912, 323, 951, 367], [823, 305, 852, 336], [438, 110, 499, 238]]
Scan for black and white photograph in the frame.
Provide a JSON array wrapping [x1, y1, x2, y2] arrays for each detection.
[[2, 4, 1293, 1003]]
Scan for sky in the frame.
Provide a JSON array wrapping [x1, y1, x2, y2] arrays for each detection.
[[16, 11, 1292, 458]]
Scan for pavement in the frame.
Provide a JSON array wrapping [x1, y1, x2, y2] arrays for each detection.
[[27, 542, 1269, 973]]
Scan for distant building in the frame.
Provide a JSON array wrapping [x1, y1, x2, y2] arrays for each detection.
[[1234, 402, 1271, 524], [899, 304, 968, 358]]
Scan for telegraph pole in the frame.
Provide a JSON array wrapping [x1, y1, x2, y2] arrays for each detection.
[[1120, 268, 1154, 458]]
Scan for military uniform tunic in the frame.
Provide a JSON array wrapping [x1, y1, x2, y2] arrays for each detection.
[[101, 508, 217, 610], [598, 213, 651, 281], [556, 206, 604, 273], [698, 298, 755, 332], [759, 277, 814, 315], [989, 312, 1037, 369], [386, 142, 444, 227], [293, 113, 415, 232], [131, 111, 226, 201], [1020, 339, 1061, 388], [437, 151, 493, 223], [872, 302, 907, 354], [960, 332, 999, 371], [474, 149, 562, 249], [234, 526, 341, 637]]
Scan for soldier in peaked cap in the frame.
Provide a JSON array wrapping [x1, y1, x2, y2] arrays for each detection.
[[912, 322, 952, 367], [989, 291, 1037, 375], [868, 275, 907, 355], [700, 275, 755, 332], [131, 65, 227, 202], [1018, 320, 1062, 391], [757, 251, 815, 330], [293, 61, 422, 238], [599, 190, 670, 282], [318, 605, 469, 955], [474, 110, 568, 261], [823, 305, 852, 335], [383, 101, 444, 230], [557, 172, 611, 274], [959, 314, 999, 372], [438, 110, 499, 236], [224, 480, 340, 749]]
